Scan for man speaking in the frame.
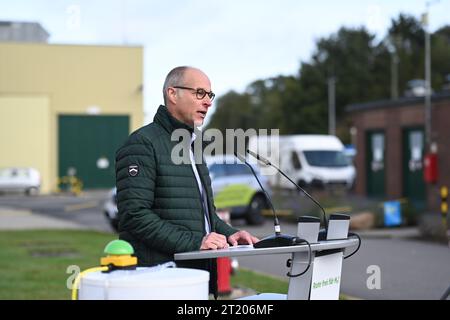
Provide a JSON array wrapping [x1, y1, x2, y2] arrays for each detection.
[[115, 66, 259, 298]]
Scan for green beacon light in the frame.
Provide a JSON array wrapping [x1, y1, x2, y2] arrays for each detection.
[[101, 240, 137, 269], [104, 240, 135, 255]]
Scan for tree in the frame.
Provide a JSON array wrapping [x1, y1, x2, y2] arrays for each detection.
[[207, 13, 450, 144], [388, 14, 426, 94], [206, 90, 252, 132], [295, 27, 387, 139], [432, 26, 450, 90]]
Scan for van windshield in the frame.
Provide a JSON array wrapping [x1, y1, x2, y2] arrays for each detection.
[[303, 151, 350, 167]]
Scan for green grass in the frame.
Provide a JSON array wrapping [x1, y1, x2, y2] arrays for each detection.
[[0, 230, 116, 299], [231, 268, 288, 294], [0, 230, 291, 300]]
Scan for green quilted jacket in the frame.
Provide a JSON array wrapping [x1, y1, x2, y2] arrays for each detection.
[[115, 105, 237, 292]]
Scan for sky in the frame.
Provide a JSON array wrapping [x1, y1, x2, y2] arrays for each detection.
[[1, 0, 449, 125]]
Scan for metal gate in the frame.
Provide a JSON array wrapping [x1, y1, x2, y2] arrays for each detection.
[[58, 115, 129, 189], [402, 127, 425, 210]]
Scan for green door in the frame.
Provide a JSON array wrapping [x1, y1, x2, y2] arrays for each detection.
[[366, 131, 385, 197], [402, 128, 426, 210], [58, 115, 129, 189]]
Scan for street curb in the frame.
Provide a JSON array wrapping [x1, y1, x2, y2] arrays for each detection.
[[355, 227, 421, 240]]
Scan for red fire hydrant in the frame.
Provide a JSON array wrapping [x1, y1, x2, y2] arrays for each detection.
[[216, 210, 233, 295]]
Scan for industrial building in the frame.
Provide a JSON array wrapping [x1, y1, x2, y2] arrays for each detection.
[[347, 92, 450, 213], [0, 22, 143, 193]]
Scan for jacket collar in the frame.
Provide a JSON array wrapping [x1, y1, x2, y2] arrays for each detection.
[[154, 105, 194, 134], [154, 105, 214, 150]]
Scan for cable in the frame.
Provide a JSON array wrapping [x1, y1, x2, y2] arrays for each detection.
[[286, 232, 360, 278], [440, 285, 450, 300], [286, 238, 312, 278], [71, 266, 110, 300], [343, 232, 361, 260]]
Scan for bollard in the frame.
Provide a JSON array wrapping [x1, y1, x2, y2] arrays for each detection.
[[441, 186, 448, 230], [216, 209, 233, 296], [439, 187, 450, 299], [217, 254, 232, 296]]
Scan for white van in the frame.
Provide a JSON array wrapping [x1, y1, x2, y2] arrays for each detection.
[[247, 134, 356, 189], [0, 167, 41, 195]]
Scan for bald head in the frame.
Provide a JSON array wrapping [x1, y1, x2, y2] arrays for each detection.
[[163, 66, 213, 127], [163, 66, 208, 105], [163, 66, 187, 105]]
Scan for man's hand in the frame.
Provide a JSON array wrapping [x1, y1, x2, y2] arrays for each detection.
[[200, 232, 229, 250], [228, 230, 259, 246]]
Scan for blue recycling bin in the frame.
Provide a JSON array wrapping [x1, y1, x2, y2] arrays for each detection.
[[384, 200, 402, 227]]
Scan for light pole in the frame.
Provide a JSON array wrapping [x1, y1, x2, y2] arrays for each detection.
[[423, 10, 432, 148], [385, 36, 399, 100], [328, 76, 336, 136], [422, 0, 440, 149], [391, 48, 399, 100]]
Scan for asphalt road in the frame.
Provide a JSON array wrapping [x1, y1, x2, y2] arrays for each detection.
[[1, 191, 449, 300], [0, 190, 114, 232], [236, 220, 450, 300]]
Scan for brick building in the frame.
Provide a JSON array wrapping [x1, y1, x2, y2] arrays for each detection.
[[347, 92, 450, 213]]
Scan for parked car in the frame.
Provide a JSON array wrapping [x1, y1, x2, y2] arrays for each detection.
[[103, 154, 271, 231], [103, 187, 119, 231], [0, 167, 40, 195], [205, 154, 271, 225], [103, 184, 241, 272]]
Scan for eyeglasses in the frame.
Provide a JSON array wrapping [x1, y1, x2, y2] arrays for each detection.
[[173, 86, 215, 102]]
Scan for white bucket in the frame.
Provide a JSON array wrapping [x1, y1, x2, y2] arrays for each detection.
[[78, 265, 209, 300]]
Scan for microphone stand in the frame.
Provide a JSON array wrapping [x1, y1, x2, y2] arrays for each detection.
[[245, 149, 361, 263], [246, 149, 329, 240], [234, 152, 300, 248]]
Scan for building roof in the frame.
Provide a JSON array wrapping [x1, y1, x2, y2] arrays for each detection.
[[0, 21, 50, 43], [346, 91, 450, 113]]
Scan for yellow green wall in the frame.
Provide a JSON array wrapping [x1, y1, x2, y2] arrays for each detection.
[[0, 42, 143, 193], [0, 95, 51, 192]]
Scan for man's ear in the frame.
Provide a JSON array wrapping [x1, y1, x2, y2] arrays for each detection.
[[167, 87, 178, 105]]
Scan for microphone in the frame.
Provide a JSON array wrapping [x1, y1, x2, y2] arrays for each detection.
[[233, 151, 300, 248], [246, 148, 329, 240]]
